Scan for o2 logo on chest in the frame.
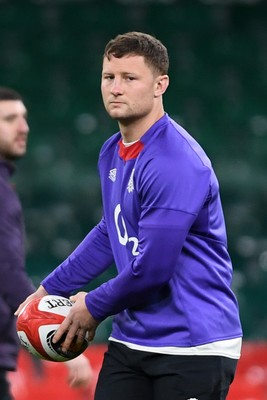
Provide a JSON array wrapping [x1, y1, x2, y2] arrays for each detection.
[[114, 204, 139, 256]]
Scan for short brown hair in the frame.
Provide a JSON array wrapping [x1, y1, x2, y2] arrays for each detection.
[[104, 31, 169, 75], [0, 87, 23, 101]]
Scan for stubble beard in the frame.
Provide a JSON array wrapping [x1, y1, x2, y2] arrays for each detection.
[[107, 105, 149, 127], [2, 147, 26, 161]]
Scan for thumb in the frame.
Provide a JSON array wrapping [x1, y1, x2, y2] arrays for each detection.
[[69, 295, 77, 303]]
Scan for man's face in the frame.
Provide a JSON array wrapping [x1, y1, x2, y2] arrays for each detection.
[[0, 100, 29, 160], [101, 55, 159, 123]]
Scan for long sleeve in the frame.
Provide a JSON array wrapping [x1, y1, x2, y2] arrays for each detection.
[[0, 166, 35, 312], [86, 208, 195, 320], [41, 217, 114, 297]]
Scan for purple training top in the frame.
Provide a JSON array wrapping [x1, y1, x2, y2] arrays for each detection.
[[42, 114, 242, 348]]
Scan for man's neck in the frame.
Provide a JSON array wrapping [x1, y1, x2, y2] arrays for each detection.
[[119, 109, 165, 143]]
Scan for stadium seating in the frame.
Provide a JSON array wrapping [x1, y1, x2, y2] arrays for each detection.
[[1, 1, 267, 389]]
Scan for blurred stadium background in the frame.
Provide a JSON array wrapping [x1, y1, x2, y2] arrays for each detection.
[[1, 0, 267, 398]]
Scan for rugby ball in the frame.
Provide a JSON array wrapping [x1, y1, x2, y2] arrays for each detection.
[[16, 295, 89, 362]]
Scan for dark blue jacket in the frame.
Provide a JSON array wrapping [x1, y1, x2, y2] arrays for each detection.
[[0, 159, 35, 371]]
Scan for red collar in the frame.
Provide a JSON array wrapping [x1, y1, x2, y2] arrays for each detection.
[[118, 139, 144, 161]]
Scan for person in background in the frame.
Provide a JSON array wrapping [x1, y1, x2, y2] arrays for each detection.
[[0, 86, 93, 400], [16, 32, 243, 400]]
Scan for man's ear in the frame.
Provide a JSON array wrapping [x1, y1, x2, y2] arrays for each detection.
[[154, 75, 169, 97]]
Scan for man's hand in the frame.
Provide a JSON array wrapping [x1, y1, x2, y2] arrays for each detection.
[[52, 291, 99, 352], [65, 354, 94, 388], [14, 285, 48, 316]]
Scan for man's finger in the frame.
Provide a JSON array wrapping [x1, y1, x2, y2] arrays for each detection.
[[52, 317, 72, 344], [60, 326, 80, 352], [75, 329, 87, 347]]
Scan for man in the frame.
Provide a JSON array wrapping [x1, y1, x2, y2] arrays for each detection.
[[0, 87, 92, 399], [16, 32, 243, 400]]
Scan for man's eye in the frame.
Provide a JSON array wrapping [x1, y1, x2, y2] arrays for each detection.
[[4, 116, 15, 122]]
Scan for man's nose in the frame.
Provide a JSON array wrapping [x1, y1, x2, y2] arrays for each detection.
[[110, 78, 123, 95], [18, 118, 29, 133]]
